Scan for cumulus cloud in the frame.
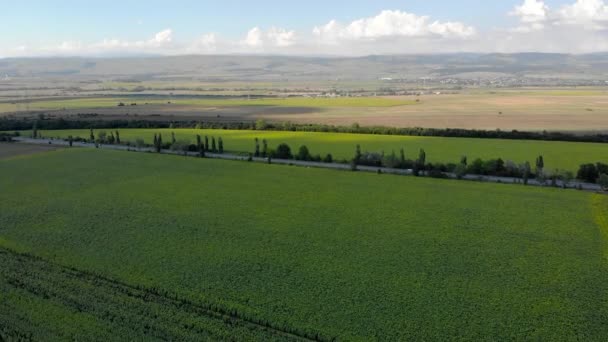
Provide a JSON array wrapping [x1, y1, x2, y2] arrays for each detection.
[[558, 0, 608, 27], [313, 10, 475, 42], [243, 27, 296, 48], [511, 0, 608, 29], [502, 0, 608, 49], [4, 2, 608, 57], [511, 0, 549, 23]]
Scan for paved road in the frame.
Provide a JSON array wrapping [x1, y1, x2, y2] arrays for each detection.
[[13, 136, 603, 192]]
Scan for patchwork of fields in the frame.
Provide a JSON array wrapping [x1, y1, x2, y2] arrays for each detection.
[[31, 128, 608, 172], [0, 148, 607, 340], [3, 89, 608, 131]]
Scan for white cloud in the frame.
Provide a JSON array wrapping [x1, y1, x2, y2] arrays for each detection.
[[266, 27, 296, 47], [4, 3, 608, 58], [187, 33, 218, 53], [244, 27, 264, 47], [558, 0, 608, 27], [243, 27, 296, 48], [313, 10, 475, 42], [511, 0, 549, 24]]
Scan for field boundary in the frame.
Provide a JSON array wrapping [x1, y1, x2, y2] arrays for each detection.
[[0, 245, 330, 342]]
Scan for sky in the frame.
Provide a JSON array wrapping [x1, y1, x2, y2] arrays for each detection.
[[1, 0, 608, 57]]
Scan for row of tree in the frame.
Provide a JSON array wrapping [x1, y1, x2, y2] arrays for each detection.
[[350, 145, 608, 187], [252, 139, 334, 163], [151, 133, 224, 155]]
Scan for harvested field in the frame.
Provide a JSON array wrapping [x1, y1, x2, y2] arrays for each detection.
[[3, 89, 608, 131], [0, 143, 60, 159]]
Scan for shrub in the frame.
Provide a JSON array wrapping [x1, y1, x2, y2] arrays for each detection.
[[273, 144, 293, 159], [577, 164, 599, 183], [296, 145, 312, 161]]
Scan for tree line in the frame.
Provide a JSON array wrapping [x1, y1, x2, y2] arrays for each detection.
[[250, 139, 608, 188], [3, 117, 608, 144]]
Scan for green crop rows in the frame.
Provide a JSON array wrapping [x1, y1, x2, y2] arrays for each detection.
[[1, 148, 607, 340], [33, 128, 608, 172]]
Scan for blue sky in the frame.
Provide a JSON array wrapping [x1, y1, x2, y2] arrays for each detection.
[[1, 0, 606, 56]]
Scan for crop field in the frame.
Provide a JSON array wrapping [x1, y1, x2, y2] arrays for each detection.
[[3, 89, 608, 131], [0, 96, 416, 112], [31, 128, 608, 172], [0, 148, 607, 340]]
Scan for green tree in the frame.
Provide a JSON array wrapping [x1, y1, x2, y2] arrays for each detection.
[[205, 136, 209, 152], [218, 137, 224, 154], [262, 139, 268, 157], [97, 131, 107, 144], [535, 155, 544, 177], [455, 163, 467, 179], [413, 149, 426, 176], [355, 144, 362, 164], [400, 148, 406, 164], [171, 132, 176, 144], [89, 128, 94, 142], [323, 154, 333, 163], [460, 155, 468, 166], [296, 145, 311, 161], [156, 134, 163, 153], [274, 143, 293, 159], [211, 137, 217, 153], [196, 135, 205, 157], [68, 135, 73, 147], [256, 119, 268, 130], [115, 131, 120, 144], [32, 121, 38, 139], [577, 164, 599, 183], [522, 162, 531, 185], [254, 138, 260, 157]]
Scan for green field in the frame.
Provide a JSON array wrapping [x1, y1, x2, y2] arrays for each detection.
[[0, 96, 415, 112], [32, 128, 608, 172], [1, 148, 607, 340]]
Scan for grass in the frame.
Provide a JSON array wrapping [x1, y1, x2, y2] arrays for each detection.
[[0, 148, 607, 340], [31, 128, 608, 172]]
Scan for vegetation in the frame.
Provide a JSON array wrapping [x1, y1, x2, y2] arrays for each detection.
[[0, 149, 607, 340], [17, 128, 608, 173], [3, 118, 608, 144]]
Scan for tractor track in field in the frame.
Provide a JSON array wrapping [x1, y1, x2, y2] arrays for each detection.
[[0, 246, 329, 342]]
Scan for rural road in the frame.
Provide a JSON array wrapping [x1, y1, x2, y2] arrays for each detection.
[[12, 136, 604, 192]]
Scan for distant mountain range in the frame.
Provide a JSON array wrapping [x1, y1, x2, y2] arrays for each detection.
[[1, 53, 608, 82]]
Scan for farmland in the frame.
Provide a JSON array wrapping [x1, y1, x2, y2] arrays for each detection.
[[29, 128, 608, 172], [0, 148, 607, 340], [0, 96, 416, 112], [3, 89, 608, 131], [0, 142, 60, 159]]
